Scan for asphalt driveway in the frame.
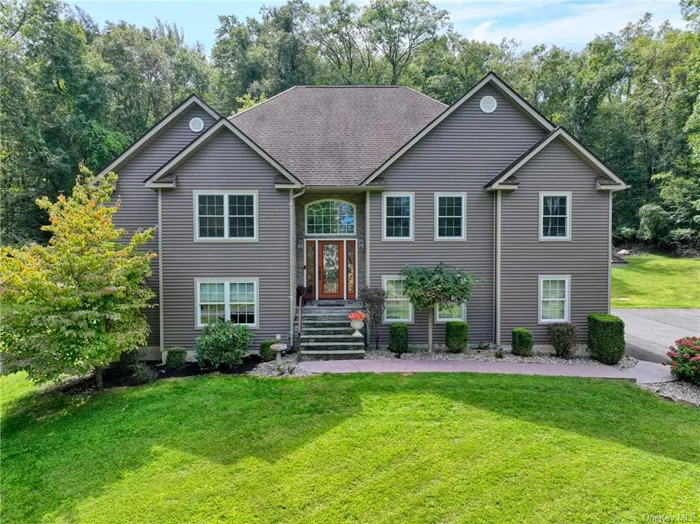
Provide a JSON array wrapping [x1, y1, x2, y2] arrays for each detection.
[[612, 309, 700, 363]]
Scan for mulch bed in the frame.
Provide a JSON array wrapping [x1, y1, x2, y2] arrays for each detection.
[[56, 355, 263, 394]]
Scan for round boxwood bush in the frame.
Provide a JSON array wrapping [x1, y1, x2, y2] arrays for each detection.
[[388, 323, 409, 354], [587, 313, 625, 364], [547, 322, 578, 359], [165, 347, 187, 370], [259, 339, 277, 362], [445, 321, 469, 353], [511, 328, 534, 356], [195, 322, 254, 369]]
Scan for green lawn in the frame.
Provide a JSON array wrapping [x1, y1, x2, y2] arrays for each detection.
[[2, 373, 699, 523], [612, 253, 700, 308]]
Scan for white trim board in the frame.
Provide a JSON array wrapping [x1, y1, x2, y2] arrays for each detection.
[[145, 118, 302, 187], [96, 95, 219, 181], [361, 73, 555, 185], [488, 127, 628, 191]]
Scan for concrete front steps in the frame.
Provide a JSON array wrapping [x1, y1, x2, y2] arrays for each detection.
[[296, 302, 366, 361]]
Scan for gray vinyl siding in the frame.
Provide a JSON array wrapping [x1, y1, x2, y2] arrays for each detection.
[[500, 138, 610, 345], [111, 106, 217, 348], [161, 130, 291, 351], [370, 85, 546, 345]]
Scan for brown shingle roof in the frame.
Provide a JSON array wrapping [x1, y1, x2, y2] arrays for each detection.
[[230, 86, 446, 186]]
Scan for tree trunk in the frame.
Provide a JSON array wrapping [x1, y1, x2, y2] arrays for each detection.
[[428, 309, 434, 352], [94, 366, 104, 390]]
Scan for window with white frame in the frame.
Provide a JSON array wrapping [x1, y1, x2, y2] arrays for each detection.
[[196, 279, 258, 328], [538, 275, 570, 323], [435, 303, 466, 322], [306, 200, 356, 235], [383, 193, 414, 240], [383, 276, 413, 322], [195, 191, 257, 240], [539, 192, 571, 240], [435, 193, 466, 240]]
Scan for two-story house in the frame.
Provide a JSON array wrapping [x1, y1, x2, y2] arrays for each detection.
[[96, 73, 627, 360]]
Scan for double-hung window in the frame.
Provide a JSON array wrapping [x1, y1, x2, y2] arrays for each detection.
[[382, 276, 413, 323], [539, 192, 571, 240], [435, 192, 466, 240], [538, 275, 570, 323], [435, 303, 466, 322], [383, 193, 414, 240], [196, 278, 258, 328], [195, 191, 258, 240]]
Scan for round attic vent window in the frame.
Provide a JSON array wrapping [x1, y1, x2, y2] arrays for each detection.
[[189, 117, 204, 133], [480, 95, 497, 113]]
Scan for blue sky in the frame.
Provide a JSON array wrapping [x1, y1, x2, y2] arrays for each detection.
[[74, 0, 686, 53]]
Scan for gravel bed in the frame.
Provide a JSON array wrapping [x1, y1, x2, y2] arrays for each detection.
[[364, 349, 638, 371], [247, 356, 311, 378], [640, 381, 700, 407]]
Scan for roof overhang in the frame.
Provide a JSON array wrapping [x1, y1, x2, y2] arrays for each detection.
[[145, 118, 302, 189], [484, 127, 629, 192], [95, 94, 220, 182], [361, 73, 556, 186]]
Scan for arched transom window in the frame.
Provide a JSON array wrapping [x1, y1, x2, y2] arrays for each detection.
[[306, 200, 356, 235]]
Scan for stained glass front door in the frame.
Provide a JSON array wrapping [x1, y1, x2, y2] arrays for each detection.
[[318, 241, 344, 299]]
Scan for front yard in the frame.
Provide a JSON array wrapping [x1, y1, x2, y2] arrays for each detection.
[[611, 253, 700, 308], [2, 372, 698, 523]]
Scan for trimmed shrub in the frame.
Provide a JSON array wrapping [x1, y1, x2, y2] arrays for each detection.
[[511, 328, 534, 356], [665, 336, 700, 385], [547, 323, 578, 359], [260, 339, 277, 362], [587, 313, 625, 364], [445, 321, 469, 353], [118, 349, 139, 368], [132, 362, 157, 384], [388, 323, 409, 354], [165, 347, 187, 370], [195, 322, 254, 369]]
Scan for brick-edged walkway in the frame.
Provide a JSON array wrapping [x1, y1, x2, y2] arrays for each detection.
[[297, 359, 674, 384]]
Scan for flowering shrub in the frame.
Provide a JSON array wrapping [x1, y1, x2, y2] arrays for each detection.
[[348, 311, 366, 321], [664, 336, 700, 385]]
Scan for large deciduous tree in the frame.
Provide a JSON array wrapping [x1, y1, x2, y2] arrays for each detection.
[[0, 169, 156, 387], [362, 0, 448, 85], [401, 264, 480, 352]]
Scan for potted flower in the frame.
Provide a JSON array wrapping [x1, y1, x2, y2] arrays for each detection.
[[348, 311, 366, 337]]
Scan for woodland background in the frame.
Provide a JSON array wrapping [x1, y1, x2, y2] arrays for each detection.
[[1, 0, 698, 251]]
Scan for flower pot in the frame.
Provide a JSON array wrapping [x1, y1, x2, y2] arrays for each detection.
[[350, 319, 364, 337]]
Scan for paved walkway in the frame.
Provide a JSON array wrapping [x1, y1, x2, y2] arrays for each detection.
[[298, 359, 675, 384], [613, 309, 700, 363]]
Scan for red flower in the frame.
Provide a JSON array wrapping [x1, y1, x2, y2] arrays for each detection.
[[348, 311, 366, 321], [692, 366, 698, 371], [684, 353, 691, 359]]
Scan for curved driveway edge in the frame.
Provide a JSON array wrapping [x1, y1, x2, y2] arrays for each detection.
[[612, 309, 700, 363]]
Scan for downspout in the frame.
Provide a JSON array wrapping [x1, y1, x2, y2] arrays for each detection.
[[290, 188, 306, 341], [495, 190, 502, 346], [158, 188, 165, 362], [607, 191, 612, 314]]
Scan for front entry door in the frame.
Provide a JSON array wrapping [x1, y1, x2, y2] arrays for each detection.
[[318, 241, 344, 299]]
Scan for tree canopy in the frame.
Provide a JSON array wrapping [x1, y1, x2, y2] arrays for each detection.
[[0, 169, 156, 385], [2, 0, 699, 251]]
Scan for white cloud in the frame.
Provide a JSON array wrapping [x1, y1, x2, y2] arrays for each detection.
[[456, 0, 685, 49]]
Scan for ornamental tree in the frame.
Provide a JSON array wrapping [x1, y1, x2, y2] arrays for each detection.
[[0, 168, 156, 388], [401, 263, 480, 351]]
